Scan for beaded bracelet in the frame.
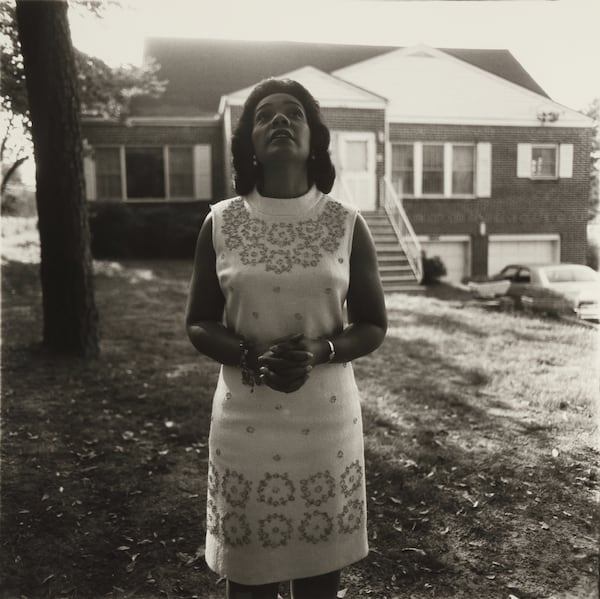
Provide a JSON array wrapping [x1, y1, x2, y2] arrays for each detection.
[[240, 340, 260, 392]]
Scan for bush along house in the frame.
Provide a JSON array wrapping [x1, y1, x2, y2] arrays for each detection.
[[81, 39, 593, 290]]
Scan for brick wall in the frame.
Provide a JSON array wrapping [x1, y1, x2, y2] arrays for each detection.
[[82, 121, 226, 201], [390, 123, 592, 264]]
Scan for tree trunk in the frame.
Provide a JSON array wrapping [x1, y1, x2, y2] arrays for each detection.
[[15, 0, 99, 358]]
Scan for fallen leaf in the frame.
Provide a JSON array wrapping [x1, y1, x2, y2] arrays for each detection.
[[389, 497, 402, 505], [540, 522, 550, 530], [401, 547, 426, 556], [337, 589, 348, 598]]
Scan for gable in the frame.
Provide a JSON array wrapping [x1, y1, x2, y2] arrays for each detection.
[[140, 38, 551, 116], [333, 46, 590, 127], [224, 66, 386, 110]]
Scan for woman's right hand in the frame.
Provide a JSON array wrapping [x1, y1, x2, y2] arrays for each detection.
[[253, 334, 313, 393]]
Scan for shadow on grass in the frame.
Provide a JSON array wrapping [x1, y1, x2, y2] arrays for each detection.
[[353, 333, 599, 596]]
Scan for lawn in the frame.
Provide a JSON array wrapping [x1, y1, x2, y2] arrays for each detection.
[[1, 218, 599, 599]]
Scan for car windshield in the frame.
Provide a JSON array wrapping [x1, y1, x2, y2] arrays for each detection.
[[543, 266, 599, 283]]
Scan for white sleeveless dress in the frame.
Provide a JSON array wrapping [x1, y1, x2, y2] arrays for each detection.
[[205, 185, 368, 585]]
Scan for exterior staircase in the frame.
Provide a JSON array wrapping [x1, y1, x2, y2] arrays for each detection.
[[362, 210, 424, 294]]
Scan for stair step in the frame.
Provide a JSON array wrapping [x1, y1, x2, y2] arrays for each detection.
[[378, 254, 409, 262], [384, 285, 425, 294]]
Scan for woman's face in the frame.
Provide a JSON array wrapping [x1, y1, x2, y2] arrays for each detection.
[[251, 93, 311, 167]]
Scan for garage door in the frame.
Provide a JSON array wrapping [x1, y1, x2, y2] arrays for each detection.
[[419, 237, 471, 283], [488, 235, 560, 275]]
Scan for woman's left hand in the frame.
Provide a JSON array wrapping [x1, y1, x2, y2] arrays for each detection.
[[257, 335, 328, 393]]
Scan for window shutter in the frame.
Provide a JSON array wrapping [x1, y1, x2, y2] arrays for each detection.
[[559, 144, 574, 178], [476, 142, 492, 197], [193, 144, 212, 199], [517, 143, 532, 178], [83, 154, 96, 200]]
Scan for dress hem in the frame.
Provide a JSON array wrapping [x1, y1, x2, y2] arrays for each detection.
[[205, 547, 369, 586]]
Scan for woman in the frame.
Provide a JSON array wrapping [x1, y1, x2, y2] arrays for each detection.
[[186, 78, 387, 599]]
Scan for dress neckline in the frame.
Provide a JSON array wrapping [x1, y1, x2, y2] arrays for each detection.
[[246, 185, 323, 217]]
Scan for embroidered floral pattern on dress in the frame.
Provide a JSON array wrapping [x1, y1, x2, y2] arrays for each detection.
[[207, 461, 219, 497], [300, 471, 336, 507], [206, 498, 220, 536], [221, 198, 347, 274], [299, 510, 334, 544], [340, 460, 362, 497], [222, 468, 252, 508], [337, 498, 364, 534], [257, 472, 296, 507], [258, 513, 294, 548], [222, 511, 251, 546]]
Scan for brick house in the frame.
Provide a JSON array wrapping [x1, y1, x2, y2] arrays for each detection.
[[81, 39, 593, 286]]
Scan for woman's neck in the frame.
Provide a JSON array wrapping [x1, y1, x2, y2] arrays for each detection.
[[259, 164, 309, 198]]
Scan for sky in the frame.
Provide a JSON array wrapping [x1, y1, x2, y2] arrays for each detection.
[[68, 0, 600, 112]]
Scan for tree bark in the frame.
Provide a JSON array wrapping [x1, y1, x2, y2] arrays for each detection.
[[15, 0, 99, 358]]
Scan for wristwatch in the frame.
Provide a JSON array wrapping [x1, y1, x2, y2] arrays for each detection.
[[325, 339, 336, 363]]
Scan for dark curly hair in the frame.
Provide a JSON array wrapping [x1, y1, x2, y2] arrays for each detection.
[[231, 78, 336, 195]]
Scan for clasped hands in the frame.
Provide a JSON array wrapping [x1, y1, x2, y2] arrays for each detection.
[[248, 333, 327, 394]]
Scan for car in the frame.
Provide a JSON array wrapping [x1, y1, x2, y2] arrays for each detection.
[[467, 263, 600, 321]]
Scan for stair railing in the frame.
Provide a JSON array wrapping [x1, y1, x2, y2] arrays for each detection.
[[380, 177, 423, 283]]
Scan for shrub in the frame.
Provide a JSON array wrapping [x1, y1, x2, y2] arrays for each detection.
[[421, 254, 447, 285], [88, 201, 209, 259]]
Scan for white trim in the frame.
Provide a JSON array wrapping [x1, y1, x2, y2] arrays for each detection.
[[163, 146, 171, 200], [224, 65, 387, 110], [225, 97, 385, 110], [386, 115, 592, 128], [119, 146, 127, 200], [559, 143, 574, 178], [413, 142, 422, 197], [489, 234, 560, 242], [443, 143, 452, 198], [475, 142, 492, 198], [223, 104, 233, 196], [530, 143, 558, 179], [418, 234, 471, 242], [83, 155, 96, 200], [193, 144, 212, 200], [125, 116, 219, 126]]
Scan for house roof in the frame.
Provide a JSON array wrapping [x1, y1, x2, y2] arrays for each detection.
[[134, 37, 550, 116], [224, 65, 387, 110]]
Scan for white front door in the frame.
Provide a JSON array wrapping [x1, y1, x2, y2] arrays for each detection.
[[329, 131, 376, 210]]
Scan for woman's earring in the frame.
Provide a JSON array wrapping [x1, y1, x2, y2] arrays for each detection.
[[252, 155, 258, 167]]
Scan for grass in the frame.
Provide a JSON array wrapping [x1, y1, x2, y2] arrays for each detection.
[[1, 218, 599, 599]]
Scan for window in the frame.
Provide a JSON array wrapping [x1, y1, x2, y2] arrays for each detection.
[[168, 147, 194, 198], [125, 147, 165, 198], [391, 144, 413, 195], [393, 142, 477, 197], [89, 144, 211, 201], [95, 147, 122, 199], [531, 145, 557, 178], [422, 144, 444, 194], [345, 140, 368, 171], [452, 145, 475, 194]]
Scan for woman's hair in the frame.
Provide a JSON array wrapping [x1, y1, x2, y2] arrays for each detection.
[[231, 78, 336, 195]]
